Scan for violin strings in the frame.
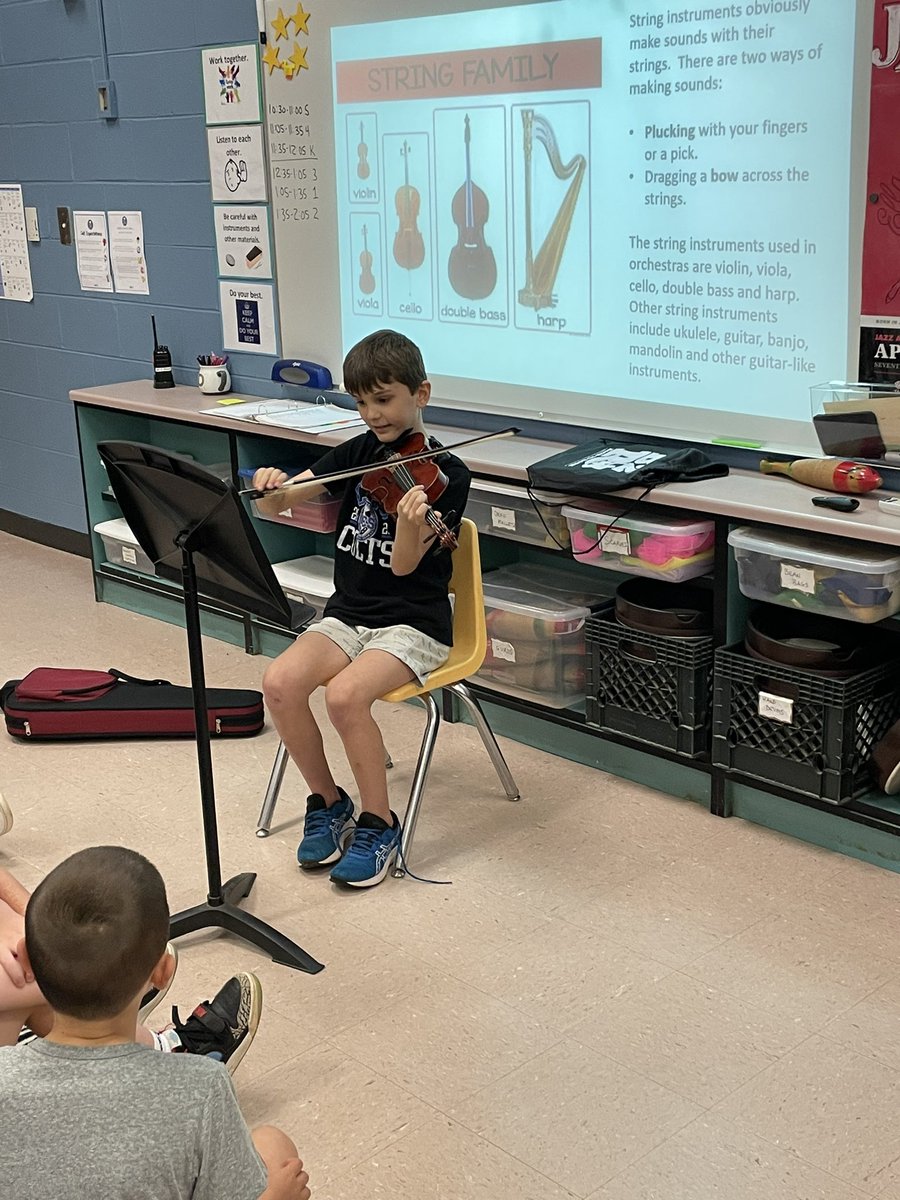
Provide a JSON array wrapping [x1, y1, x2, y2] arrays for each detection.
[[387, 460, 451, 542]]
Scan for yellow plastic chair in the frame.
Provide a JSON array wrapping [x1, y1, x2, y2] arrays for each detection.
[[255, 518, 520, 877]]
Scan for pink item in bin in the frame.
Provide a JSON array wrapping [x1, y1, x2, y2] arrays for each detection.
[[570, 526, 603, 560], [636, 528, 714, 565]]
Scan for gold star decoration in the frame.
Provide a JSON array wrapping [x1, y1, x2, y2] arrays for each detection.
[[262, 43, 282, 73], [282, 60, 295, 79], [289, 42, 308, 73], [291, 2, 311, 35], [271, 6, 291, 40]]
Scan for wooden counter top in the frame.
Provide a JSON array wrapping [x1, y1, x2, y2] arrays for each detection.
[[69, 381, 900, 549]]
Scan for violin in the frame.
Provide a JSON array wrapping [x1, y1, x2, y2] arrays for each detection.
[[358, 224, 376, 295], [393, 141, 425, 270], [361, 431, 457, 551], [448, 114, 496, 301], [356, 120, 370, 180], [244, 428, 521, 531]]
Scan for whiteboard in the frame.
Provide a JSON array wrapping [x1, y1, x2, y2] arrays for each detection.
[[261, 0, 871, 452]]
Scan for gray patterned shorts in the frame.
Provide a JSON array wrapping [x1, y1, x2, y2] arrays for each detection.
[[304, 618, 450, 686]]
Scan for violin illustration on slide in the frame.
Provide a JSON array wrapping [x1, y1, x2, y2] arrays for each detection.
[[356, 120, 370, 181], [448, 114, 496, 300], [393, 140, 425, 270], [358, 224, 376, 295]]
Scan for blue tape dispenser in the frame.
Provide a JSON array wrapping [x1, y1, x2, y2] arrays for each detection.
[[271, 358, 333, 390]]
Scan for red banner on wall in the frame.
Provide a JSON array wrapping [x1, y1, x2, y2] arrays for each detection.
[[335, 39, 601, 104], [862, 1, 900, 323]]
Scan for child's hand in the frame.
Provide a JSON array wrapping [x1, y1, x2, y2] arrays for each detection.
[[395, 484, 430, 528], [265, 1157, 310, 1200], [252, 467, 289, 491], [0, 899, 30, 988]]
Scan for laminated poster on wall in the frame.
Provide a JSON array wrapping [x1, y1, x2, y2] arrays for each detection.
[[207, 126, 268, 203], [108, 211, 149, 295], [201, 43, 262, 125], [73, 211, 113, 293], [219, 280, 278, 355], [0, 184, 33, 302]]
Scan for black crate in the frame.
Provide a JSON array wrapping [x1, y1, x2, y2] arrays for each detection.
[[585, 613, 714, 757], [712, 646, 900, 804]]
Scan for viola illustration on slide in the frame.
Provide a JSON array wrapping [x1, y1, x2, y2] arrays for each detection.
[[448, 113, 497, 300], [359, 224, 376, 294], [393, 140, 426, 271]]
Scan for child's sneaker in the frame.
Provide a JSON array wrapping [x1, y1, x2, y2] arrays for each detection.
[[169, 971, 262, 1075], [0, 792, 13, 837], [329, 811, 401, 888], [297, 788, 355, 867], [138, 942, 178, 1024]]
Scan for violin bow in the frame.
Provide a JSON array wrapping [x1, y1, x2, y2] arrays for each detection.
[[238, 425, 521, 506]]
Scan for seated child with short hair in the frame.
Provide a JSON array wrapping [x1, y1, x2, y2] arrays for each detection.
[[0, 845, 310, 1200]]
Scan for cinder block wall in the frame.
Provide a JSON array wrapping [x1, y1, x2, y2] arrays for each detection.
[[0, 0, 279, 531]]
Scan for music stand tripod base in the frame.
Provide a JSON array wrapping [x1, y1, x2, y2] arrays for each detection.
[[169, 873, 323, 973]]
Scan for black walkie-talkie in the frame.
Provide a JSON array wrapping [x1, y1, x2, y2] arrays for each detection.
[[151, 314, 175, 389]]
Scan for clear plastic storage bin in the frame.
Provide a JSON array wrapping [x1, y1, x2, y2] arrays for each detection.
[[93, 518, 155, 574], [562, 500, 715, 582], [252, 490, 342, 533], [271, 555, 334, 622], [476, 564, 613, 708], [467, 480, 572, 549], [728, 525, 900, 623]]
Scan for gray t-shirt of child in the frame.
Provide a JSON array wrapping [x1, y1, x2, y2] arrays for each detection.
[[0, 1039, 268, 1200]]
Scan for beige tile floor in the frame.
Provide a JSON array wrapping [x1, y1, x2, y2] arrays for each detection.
[[4, 530, 900, 1198]]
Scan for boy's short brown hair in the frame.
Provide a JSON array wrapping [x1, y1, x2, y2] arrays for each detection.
[[342, 329, 426, 397], [25, 846, 169, 1020]]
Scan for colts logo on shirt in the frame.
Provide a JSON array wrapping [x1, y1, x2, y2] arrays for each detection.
[[336, 484, 393, 567]]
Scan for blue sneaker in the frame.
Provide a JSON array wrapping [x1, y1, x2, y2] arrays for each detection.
[[330, 811, 400, 888], [297, 789, 355, 867]]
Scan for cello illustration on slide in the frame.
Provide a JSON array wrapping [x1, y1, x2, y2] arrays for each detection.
[[393, 140, 426, 271], [356, 120, 370, 181], [448, 113, 496, 300], [358, 224, 376, 295]]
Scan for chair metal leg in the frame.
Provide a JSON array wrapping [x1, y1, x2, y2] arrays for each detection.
[[393, 693, 441, 878], [451, 682, 520, 800], [256, 740, 290, 837]]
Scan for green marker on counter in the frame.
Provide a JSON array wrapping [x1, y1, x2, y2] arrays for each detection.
[[711, 436, 764, 449]]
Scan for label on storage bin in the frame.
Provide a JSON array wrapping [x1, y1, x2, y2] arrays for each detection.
[[598, 527, 631, 555], [758, 691, 794, 724], [491, 637, 516, 663], [779, 562, 815, 594], [121, 546, 137, 565], [491, 505, 517, 532]]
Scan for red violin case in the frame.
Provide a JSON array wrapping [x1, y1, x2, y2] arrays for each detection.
[[1, 668, 264, 741]]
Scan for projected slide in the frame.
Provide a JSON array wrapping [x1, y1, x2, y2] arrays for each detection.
[[332, 1, 856, 424]]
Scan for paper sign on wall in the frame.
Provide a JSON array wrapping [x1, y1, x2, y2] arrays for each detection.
[[73, 210, 113, 292], [202, 43, 261, 125], [213, 205, 272, 279], [219, 280, 278, 355], [0, 184, 33, 301], [108, 210, 149, 294], [207, 126, 268, 203]]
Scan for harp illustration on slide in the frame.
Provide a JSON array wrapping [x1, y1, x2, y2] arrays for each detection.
[[518, 108, 587, 311]]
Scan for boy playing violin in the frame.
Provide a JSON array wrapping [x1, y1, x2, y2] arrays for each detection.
[[253, 330, 470, 887]]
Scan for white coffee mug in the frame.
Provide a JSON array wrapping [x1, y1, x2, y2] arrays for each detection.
[[198, 365, 231, 394]]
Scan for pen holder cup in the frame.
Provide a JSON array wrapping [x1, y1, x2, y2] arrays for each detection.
[[198, 365, 231, 395]]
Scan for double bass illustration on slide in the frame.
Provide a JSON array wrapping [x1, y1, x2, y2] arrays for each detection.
[[393, 140, 425, 272], [518, 107, 587, 312], [447, 113, 497, 301]]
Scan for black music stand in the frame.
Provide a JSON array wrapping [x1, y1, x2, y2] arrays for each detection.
[[97, 441, 322, 974]]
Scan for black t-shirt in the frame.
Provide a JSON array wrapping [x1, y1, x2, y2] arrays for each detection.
[[310, 431, 470, 645]]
